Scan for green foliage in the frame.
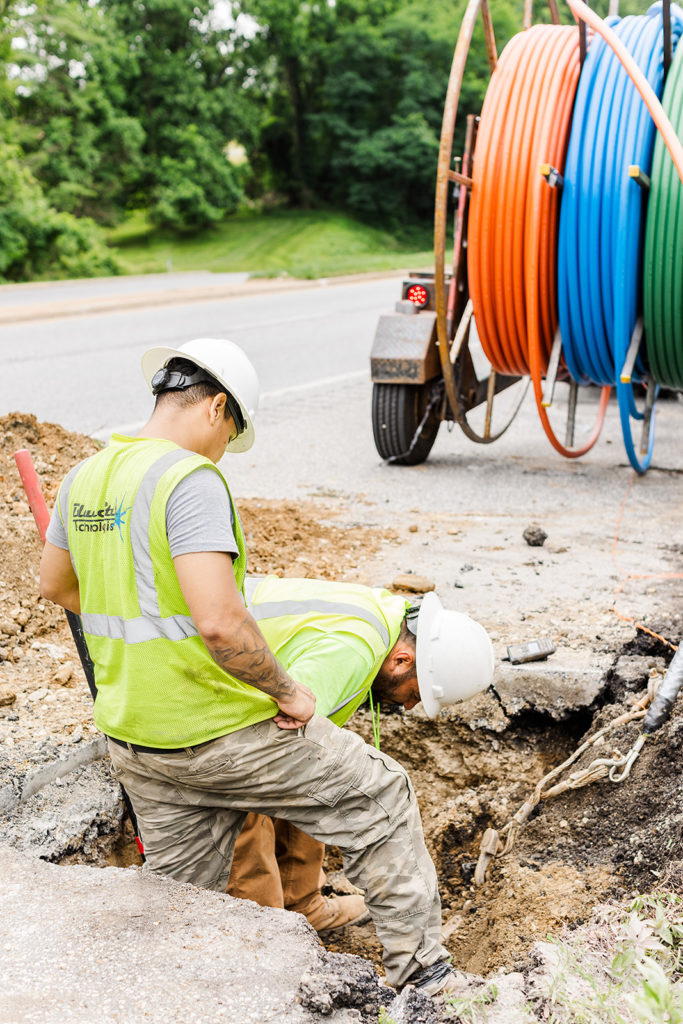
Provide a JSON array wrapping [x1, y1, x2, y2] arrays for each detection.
[[238, 0, 454, 225], [544, 892, 683, 1024], [10, 0, 249, 231], [0, 142, 120, 281], [444, 979, 498, 1022], [0, 0, 663, 281]]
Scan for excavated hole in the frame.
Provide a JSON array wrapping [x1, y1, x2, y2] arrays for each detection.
[[57, 630, 683, 980]]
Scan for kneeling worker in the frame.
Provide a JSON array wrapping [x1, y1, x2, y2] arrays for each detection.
[[40, 336, 492, 999], [229, 575, 494, 948]]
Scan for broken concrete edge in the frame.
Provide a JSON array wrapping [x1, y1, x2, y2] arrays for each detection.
[[0, 845, 404, 1024], [0, 735, 107, 813], [0, 268, 408, 326]]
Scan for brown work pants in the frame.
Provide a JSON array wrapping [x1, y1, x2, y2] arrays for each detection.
[[228, 813, 325, 914]]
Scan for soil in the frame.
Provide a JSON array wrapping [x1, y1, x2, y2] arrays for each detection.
[[2, 412, 683, 985]]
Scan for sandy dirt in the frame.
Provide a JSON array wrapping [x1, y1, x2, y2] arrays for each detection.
[[2, 412, 683, 984]]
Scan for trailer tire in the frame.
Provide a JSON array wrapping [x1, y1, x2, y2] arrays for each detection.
[[372, 382, 441, 465]]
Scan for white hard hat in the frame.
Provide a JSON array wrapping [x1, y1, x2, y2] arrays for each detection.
[[415, 592, 494, 718], [141, 338, 259, 453]]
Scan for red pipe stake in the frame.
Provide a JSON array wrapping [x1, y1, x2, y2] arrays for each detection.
[[14, 448, 50, 543]]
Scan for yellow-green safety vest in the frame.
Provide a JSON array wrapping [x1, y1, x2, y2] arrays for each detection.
[[58, 434, 278, 747], [246, 575, 408, 726]]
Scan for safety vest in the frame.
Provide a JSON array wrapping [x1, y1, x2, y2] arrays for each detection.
[[58, 434, 278, 746], [246, 576, 408, 726]]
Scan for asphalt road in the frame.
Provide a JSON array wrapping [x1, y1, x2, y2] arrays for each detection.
[[1, 275, 401, 437]]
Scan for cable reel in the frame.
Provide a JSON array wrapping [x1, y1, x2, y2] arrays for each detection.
[[371, 0, 683, 470]]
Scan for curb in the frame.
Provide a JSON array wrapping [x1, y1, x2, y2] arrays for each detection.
[[0, 736, 108, 813], [0, 269, 408, 326]]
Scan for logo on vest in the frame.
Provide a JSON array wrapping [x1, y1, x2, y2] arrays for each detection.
[[72, 496, 132, 539]]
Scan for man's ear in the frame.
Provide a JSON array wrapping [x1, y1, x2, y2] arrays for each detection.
[[209, 392, 227, 425], [389, 642, 415, 672]]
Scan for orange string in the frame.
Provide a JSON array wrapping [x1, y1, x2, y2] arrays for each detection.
[[611, 469, 680, 653]]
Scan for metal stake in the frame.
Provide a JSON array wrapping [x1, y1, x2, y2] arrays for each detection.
[[542, 328, 564, 407], [640, 377, 656, 455], [450, 299, 474, 364], [565, 381, 578, 447], [484, 371, 496, 439], [629, 165, 651, 190], [620, 317, 644, 383], [664, 0, 672, 76]]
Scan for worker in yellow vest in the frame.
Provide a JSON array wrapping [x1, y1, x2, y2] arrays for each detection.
[[39, 338, 492, 998], [228, 575, 495, 936]]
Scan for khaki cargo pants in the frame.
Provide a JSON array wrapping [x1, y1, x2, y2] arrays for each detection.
[[108, 715, 448, 987]]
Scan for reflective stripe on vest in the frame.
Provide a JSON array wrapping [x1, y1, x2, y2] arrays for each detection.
[[327, 686, 367, 717], [251, 597, 391, 649], [80, 612, 197, 644], [63, 447, 203, 643]]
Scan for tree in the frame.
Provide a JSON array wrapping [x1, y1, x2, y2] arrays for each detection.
[[0, 1, 119, 280], [13, 0, 252, 230]]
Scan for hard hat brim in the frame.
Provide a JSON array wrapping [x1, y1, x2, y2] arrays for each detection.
[[415, 591, 444, 719], [141, 345, 255, 453]]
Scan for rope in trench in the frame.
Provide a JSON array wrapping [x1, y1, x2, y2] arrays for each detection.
[[467, 24, 610, 458], [558, 6, 683, 473], [473, 676, 660, 887], [644, 38, 683, 390]]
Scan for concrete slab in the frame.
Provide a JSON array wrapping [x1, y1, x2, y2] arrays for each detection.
[[492, 650, 613, 720], [0, 847, 378, 1024]]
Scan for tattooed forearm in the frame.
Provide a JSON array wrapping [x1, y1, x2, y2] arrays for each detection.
[[206, 612, 296, 700]]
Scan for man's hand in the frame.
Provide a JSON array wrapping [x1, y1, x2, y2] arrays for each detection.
[[273, 682, 316, 729]]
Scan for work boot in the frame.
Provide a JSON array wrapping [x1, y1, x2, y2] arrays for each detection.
[[405, 960, 458, 1000], [304, 893, 371, 933]]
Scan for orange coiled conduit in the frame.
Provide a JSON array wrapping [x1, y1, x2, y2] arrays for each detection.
[[468, 24, 610, 457]]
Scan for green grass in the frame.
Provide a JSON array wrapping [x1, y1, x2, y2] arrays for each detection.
[[107, 208, 434, 279]]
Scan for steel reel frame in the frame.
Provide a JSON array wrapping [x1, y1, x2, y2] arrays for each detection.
[[433, 0, 613, 450]]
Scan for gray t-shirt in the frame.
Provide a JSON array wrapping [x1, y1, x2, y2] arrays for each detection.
[[46, 467, 238, 558]]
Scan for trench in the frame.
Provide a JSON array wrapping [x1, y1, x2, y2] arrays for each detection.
[[53, 632, 683, 980]]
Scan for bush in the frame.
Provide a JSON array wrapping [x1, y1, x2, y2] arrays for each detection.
[[148, 126, 244, 233], [0, 142, 120, 281]]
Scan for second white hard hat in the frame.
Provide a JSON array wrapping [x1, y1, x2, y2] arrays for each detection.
[[415, 592, 494, 718], [141, 338, 259, 453]]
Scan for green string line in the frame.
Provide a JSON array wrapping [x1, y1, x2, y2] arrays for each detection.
[[368, 689, 381, 750]]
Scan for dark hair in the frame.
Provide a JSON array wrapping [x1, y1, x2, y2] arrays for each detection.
[[398, 615, 417, 648], [154, 358, 233, 420]]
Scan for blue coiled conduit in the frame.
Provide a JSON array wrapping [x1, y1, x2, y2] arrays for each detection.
[[558, 4, 683, 473]]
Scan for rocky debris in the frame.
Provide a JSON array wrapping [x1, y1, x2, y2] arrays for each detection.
[[0, 684, 16, 706], [0, 759, 123, 864], [391, 574, 435, 594], [450, 690, 510, 734], [611, 653, 667, 693], [493, 650, 613, 719], [388, 987, 439, 1024], [443, 970, 534, 1024], [523, 525, 547, 547], [298, 952, 394, 1020], [0, 845, 372, 1024]]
